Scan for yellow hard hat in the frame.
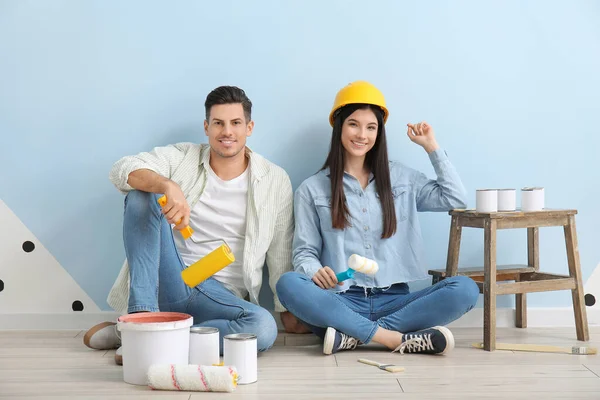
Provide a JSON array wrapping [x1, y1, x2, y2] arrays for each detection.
[[329, 80, 389, 126]]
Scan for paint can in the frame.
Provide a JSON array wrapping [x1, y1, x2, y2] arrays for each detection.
[[497, 188, 516, 211], [476, 189, 498, 212], [223, 333, 257, 384], [521, 187, 544, 211], [189, 327, 220, 366], [117, 312, 193, 385]]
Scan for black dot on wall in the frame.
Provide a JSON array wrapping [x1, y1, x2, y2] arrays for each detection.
[[585, 294, 596, 307], [72, 301, 84, 311], [0, 279, 4, 292], [22, 241, 35, 253]]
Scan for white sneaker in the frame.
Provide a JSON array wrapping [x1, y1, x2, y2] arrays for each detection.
[[83, 321, 121, 350]]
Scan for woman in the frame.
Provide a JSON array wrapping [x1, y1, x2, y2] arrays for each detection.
[[276, 81, 479, 356]]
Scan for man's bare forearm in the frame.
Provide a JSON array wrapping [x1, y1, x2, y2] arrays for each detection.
[[127, 169, 173, 193]]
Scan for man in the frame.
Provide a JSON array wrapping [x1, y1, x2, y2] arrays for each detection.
[[84, 86, 309, 364]]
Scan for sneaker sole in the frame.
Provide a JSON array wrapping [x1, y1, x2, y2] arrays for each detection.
[[323, 327, 336, 355], [83, 321, 117, 349], [432, 325, 455, 355], [115, 351, 123, 366]]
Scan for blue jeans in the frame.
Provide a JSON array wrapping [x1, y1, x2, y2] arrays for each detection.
[[122, 190, 278, 352], [276, 272, 479, 344]]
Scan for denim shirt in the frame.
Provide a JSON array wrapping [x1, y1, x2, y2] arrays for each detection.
[[292, 148, 467, 291]]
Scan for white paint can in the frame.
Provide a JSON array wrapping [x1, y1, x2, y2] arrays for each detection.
[[521, 187, 544, 211], [497, 189, 516, 211], [223, 333, 257, 384], [476, 189, 498, 212], [117, 312, 193, 385], [189, 327, 220, 366]]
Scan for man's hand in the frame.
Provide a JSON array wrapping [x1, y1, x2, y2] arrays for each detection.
[[407, 121, 440, 154], [280, 311, 311, 334], [162, 181, 191, 231], [312, 267, 343, 289]]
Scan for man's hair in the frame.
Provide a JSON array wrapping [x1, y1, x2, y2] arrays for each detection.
[[204, 86, 252, 122]]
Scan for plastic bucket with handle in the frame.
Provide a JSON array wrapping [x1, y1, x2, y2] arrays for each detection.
[[117, 312, 193, 385]]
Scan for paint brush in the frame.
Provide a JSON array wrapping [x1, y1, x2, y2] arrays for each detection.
[[357, 358, 405, 372]]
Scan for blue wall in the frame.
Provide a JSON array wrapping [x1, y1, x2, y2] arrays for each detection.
[[1, 0, 599, 311]]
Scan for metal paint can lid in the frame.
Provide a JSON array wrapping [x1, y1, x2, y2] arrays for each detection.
[[190, 327, 219, 334], [224, 333, 257, 341], [522, 187, 544, 191]]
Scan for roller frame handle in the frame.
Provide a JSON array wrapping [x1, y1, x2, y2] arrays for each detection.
[[336, 268, 356, 282], [157, 195, 194, 239]]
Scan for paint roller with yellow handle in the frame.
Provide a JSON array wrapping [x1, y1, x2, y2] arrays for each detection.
[[157, 195, 235, 288], [181, 239, 235, 288], [157, 195, 194, 240]]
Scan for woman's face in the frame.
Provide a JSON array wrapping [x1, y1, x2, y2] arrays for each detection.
[[340, 108, 378, 159]]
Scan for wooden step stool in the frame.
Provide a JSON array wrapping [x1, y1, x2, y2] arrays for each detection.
[[428, 209, 589, 351]]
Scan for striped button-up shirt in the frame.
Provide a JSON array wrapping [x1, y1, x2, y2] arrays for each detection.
[[106, 142, 294, 313]]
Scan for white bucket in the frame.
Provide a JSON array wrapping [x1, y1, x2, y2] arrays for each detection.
[[117, 312, 193, 385]]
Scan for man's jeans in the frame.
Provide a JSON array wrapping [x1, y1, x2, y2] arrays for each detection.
[[276, 271, 479, 344], [123, 190, 277, 352]]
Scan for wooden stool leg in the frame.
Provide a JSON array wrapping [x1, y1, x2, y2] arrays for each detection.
[[515, 282, 527, 328], [516, 227, 539, 328], [528, 227, 540, 271], [564, 215, 589, 341], [483, 219, 497, 351], [445, 215, 462, 277]]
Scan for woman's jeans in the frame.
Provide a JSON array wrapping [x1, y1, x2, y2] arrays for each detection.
[[276, 271, 479, 344]]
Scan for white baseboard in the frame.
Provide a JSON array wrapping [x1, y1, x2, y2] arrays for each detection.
[[1, 308, 598, 330], [446, 307, 600, 328], [0, 312, 121, 330]]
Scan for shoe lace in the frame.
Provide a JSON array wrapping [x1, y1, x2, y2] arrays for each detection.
[[339, 334, 359, 350], [392, 333, 434, 354]]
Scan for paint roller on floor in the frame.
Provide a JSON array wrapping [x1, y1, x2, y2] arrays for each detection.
[[157, 195, 235, 288], [147, 364, 238, 392], [336, 254, 379, 282]]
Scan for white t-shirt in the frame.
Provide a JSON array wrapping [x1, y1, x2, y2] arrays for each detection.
[[174, 164, 249, 298]]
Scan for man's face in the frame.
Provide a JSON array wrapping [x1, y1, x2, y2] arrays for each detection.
[[204, 103, 253, 159]]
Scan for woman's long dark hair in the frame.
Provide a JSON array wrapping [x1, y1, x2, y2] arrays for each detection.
[[322, 103, 397, 239]]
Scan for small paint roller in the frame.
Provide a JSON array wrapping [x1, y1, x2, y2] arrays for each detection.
[[336, 254, 379, 282], [157, 195, 235, 288], [147, 364, 238, 392]]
